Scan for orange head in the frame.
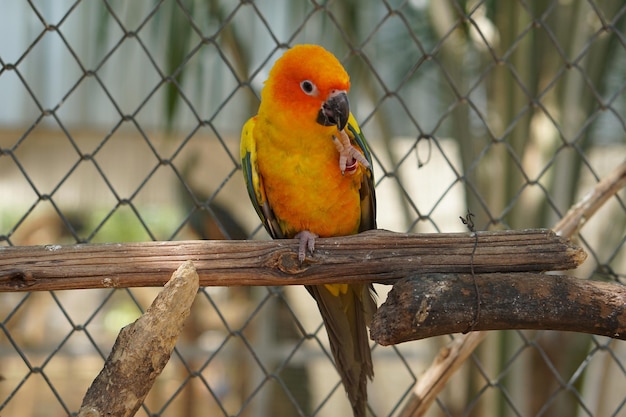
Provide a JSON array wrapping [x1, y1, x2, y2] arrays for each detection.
[[259, 44, 351, 130]]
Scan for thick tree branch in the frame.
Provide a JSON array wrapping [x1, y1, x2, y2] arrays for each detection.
[[77, 260, 198, 417], [370, 272, 626, 344], [0, 229, 584, 292]]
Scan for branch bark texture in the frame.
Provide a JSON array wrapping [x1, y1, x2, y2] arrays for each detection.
[[0, 229, 585, 292], [370, 272, 626, 344], [77, 260, 199, 417]]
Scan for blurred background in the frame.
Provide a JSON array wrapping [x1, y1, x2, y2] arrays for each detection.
[[0, 1, 624, 416]]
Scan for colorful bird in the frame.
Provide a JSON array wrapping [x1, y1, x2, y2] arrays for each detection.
[[240, 44, 377, 417]]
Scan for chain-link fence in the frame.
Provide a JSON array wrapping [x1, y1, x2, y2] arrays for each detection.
[[1, 1, 625, 416]]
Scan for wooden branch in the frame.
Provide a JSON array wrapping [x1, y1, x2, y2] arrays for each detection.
[[77, 260, 198, 417], [0, 229, 585, 292], [396, 158, 626, 417], [397, 332, 485, 417], [370, 272, 626, 344], [553, 158, 626, 237]]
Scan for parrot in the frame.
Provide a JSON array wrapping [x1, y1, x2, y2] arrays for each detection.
[[240, 44, 377, 417]]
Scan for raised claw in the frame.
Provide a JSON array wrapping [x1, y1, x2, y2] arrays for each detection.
[[332, 130, 370, 175]]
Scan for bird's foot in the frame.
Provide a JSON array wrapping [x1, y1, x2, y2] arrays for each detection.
[[332, 130, 370, 175], [295, 230, 318, 263]]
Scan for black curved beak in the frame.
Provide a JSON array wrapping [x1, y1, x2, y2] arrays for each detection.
[[317, 91, 349, 130]]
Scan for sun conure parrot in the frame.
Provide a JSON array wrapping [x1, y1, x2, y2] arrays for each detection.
[[240, 44, 377, 417]]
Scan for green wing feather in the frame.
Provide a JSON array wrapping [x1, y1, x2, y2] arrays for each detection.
[[240, 117, 284, 239], [346, 114, 377, 232]]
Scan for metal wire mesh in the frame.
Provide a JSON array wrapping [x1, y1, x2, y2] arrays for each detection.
[[0, 1, 625, 416]]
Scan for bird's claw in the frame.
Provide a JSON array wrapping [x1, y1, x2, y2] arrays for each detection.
[[332, 130, 370, 175], [295, 230, 318, 263]]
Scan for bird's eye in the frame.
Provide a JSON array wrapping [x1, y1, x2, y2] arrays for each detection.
[[300, 80, 316, 96]]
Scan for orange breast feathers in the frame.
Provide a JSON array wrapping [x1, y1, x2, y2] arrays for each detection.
[[254, 120, 366, 239]]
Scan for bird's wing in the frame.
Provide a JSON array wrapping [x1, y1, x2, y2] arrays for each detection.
[[346, 113, 377, 232], [240, 116, 285, 239]]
